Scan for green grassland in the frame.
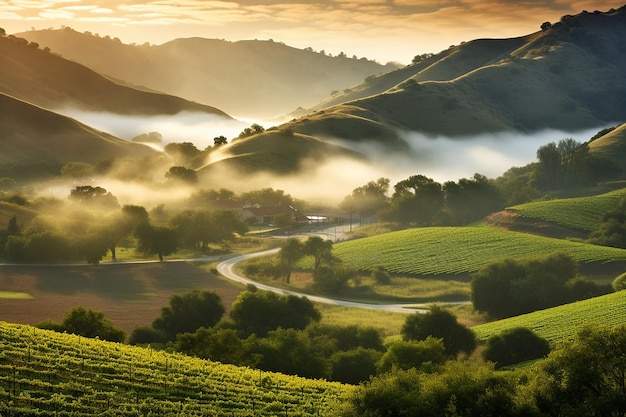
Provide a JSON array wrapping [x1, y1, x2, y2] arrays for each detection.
[[472, 290, 626, 345], [333, 224, 626, 276], [0, 321, 352, 416], [507, 188, 626, 231]]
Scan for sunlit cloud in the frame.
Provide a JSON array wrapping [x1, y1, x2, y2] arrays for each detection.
[[1, 0, 622, 63]]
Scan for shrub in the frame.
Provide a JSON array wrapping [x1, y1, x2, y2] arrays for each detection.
[[483, 327, 550, 368]]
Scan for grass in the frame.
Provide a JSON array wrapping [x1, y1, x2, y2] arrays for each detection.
[[333, 224, 626, 276], [471, 290, 626, 345], [508, 188, 626, 231], [316, 304, 408, 338], [0, 291, 33, 299]]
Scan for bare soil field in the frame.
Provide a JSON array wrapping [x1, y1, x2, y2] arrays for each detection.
[[0, 261, 244, 336]]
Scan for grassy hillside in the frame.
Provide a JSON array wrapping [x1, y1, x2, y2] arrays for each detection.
[[286, 6, 626, 142], [333, 224, 626, 276], [0, 34, 230, 117], [507, 188, 626, 231], [18, 28, 398, 118], [0, 93, 155, 178], [472, 290, 626, 344], [589, 122, 626, 169], [0, 321, 351, 416], [198, 129, 366, 176]]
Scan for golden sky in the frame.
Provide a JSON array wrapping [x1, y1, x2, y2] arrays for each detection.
[[1, 0, 623, 63]]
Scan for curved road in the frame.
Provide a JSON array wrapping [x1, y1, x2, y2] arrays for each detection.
[[216, 248, 431, 314]]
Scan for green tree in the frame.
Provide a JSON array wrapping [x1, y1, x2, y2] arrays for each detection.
[[443, 173, 503, 225], [230, 291, 320, 337], [152, 290, 224, 342], [383, 175, 443, 226], [38, 306, 125, 342], [340, 178, 389, 223], [278, 238, 304, 283], [339, 361, 520, 417], [532, 324, 626, 417], [483, 327, 550, 368], [330, 348, 382, 384], [312, 265, 356, 294], [401, 306, 476, 357], [175, 327, 246, 364], [304, 236, 333, 271], [248, 327, 327, 379], [471, 253, 583, 318], [136, 224, 178, 261], [589, 196, 626, 249], [377, 337, 446, 373]]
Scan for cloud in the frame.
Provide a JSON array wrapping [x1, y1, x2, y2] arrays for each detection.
[[3, 0, 623, 63]]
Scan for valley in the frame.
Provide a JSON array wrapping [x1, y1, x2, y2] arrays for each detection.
[[0, 4, 626, 416]]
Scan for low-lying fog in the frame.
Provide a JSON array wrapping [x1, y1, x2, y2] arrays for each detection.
[[52, 109, 613, 205]]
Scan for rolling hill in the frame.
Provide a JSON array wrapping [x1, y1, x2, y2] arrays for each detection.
[[0, 33, 231, 118], [285, 6, 626, 143], [0, 92, 155, 178], [17, 28, 398, 119], [588, 122, 626, 168]]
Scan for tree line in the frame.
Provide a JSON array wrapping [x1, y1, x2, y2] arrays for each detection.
[[341, 135, 622, 228], [35, 286, 626, 417]]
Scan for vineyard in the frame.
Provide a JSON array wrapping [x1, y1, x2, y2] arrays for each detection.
[[333, 224, 626, 275], [471, 290, 626, 344], [507, 188, 626, 231], [0, 322, 352, 416]]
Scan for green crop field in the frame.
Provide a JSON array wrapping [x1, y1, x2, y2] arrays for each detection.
[[0, 322, 352, 416], [472, 290, 626, 344], [507, 188, 626, 231], [333, 224, 626, 275]]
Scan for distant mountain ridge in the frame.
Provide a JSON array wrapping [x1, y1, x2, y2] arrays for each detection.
[[0, 34, 230, 118], [287, 5, 626, 143], [18, 29, 399, 119]]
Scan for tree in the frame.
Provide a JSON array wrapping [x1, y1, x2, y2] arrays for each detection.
[[340, 178, 389, 223], [532, 324, 626, 417], [76, 231, 110, 265], [175, 327, 246, 364], [164, 142, 201, 167], [471, 253, 588, 318], [382, 175, 443, 226], [135, 224, 178, 261], [377, 337, 446, 373], [165, 166, 198, 184], [401, 306, 476, 357], [248, 327, 327, 379], [304, 236, 333, 271], [69, 185, 119, 209], [541, 21, 552, 30], [230, 291, 320, 337], [483, 327, 550, 368], [38, 306, 125, 342], [442, 173, 503, 225], [330, 348, 382, 384], [213, 136, 228, 146], [339, 362, 520, 417], [278, 238, 305, 283], [152, 290, 225, 342], [312, 265, 356, 294], [589, 196, 626, 249], [105, 205, 149, 261]]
